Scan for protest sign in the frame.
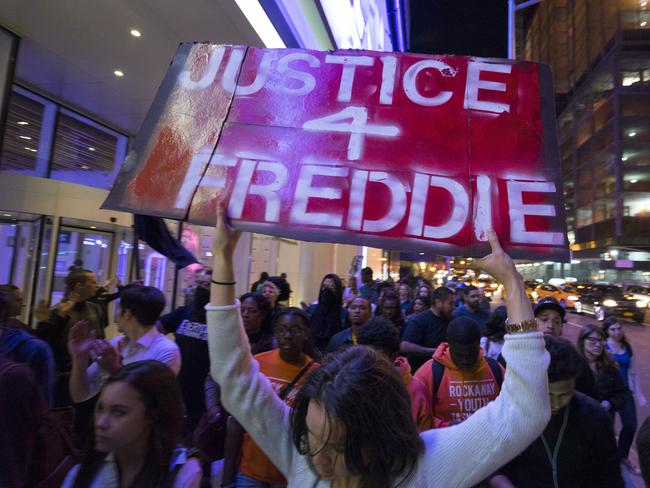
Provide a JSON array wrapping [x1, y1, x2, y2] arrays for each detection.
[[103, 43, 568, 260]]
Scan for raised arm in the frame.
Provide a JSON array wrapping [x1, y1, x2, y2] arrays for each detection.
[[206, 205, 296, 477], [419, 231, 550, 486]]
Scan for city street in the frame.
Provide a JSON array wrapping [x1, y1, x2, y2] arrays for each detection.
[[562, 312, 649, 487]]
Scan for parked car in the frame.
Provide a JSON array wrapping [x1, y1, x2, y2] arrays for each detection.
[[574, 285, 644, 322], [531, 284, 578, 310]]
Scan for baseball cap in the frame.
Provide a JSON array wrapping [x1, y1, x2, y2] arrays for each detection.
[[534, 297, 566, 320]]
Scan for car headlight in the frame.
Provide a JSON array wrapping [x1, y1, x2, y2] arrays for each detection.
[[603, 299, 618, 308], [637, 301, 647, 308], [531, 292, 538, 299], [568, 295, 578, 301]]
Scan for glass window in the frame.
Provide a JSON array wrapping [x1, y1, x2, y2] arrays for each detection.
[[50, 225, 113, 305], [593, 199, 616, 223], [0, 87, 56, 176], [49, 108, 128, 189], [175, 222, 215, 308], [576, 206, 593, 228], [623, 194, 650, 217]]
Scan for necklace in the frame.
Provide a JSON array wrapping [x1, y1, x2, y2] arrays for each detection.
[[541, 402, 571, 488]]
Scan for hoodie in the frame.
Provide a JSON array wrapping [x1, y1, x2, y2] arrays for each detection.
[[414, 342, 503, 428], [394, 356, 432, 431]]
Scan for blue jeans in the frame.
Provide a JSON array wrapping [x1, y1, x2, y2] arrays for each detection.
[[616, 390, 637, 460], [235, 472, 286, 488]]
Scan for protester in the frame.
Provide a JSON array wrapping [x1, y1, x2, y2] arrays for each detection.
[[603, 316, 647, 474], [307, 274, 346, 352], [207, 206, 550, 487], [0, 284, 30, 332], [480, 305, 507, 363], [201, 292, 276, 463], [375, 290, 406, 337], [487, 336, 623, 487], [537, 296, 596, 398], [359, 267, 379, 304], [224, 308, 318, 488], [0, 357, 80, 488], [576, 324, 628, 416], [62, 360, 202, 487], [68, 285, 181, 404], [397, 282, 412, 316], [535, 296, 565, 337], [414, 317, 504, 427], [400, 286, 455, 372], [0, 289, 56, 405], [260, 280, 280, 311], [326, 296, 372, 352], [357, 317, 432, 432], [638, 416, 650, 486], [454, 285, 490, 333], [342, 275, 360, 305], [407, 295, 430, 317], [417, 284, 432, 300], [168, 286, 212, 433], [250, 272, 269, 293]]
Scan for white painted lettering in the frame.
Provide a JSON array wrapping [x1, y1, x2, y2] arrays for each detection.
[[276, 52, 320, 96], [507, 180, 564, 245], [464, 61, 512, 113], [223, 49, 274, 95], [325, 55, 374, 102], [402, 60, 455, 106], [178, 46, 226, 90], [379, 56, 397, 105], [290, 165, 349, 227]]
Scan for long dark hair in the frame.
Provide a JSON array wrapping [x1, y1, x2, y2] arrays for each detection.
[[290, 346, 423, 488], [239, 292, 274, 338], [602, 316, 631, 351], [73, 361, 184, 488], [310, 274, 344, 347], [576, 324, 619, 373]]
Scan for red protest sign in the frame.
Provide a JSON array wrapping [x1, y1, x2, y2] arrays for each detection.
[[103, 43, 568, 260]]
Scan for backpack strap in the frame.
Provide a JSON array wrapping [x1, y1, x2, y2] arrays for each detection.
[[278, 360, 315, 401], [432, 360, 445, 404], [485, 356, 504, 388]]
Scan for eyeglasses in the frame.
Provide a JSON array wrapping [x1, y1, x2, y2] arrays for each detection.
[[584, 337, 604, 345]]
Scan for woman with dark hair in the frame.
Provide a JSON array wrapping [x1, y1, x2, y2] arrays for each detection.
[[207, 206, 551, 487], [407, 295, 430, 317], [375, 290, 405, 337], [576, 324, 628, 416], [62, 360, 201, 487], [603, 317, 647, 473], [397, 282, 412, 316], [308, 274, 345, 351]]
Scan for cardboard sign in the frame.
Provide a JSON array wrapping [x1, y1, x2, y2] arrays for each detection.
[[103, 43, 569, 260]]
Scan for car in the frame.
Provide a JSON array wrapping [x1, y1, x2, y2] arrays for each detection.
[[531, 284, 579, 310], [574, 285, 644, 322], [624, 285, 650, 309]]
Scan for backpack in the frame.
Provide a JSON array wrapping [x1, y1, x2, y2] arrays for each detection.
[[431, 356, 504, 404]]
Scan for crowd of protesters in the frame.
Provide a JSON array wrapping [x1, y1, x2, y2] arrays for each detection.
[[1, 214, 650, 486]]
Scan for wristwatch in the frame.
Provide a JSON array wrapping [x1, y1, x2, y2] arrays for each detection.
[[505, 318, 539, 334]]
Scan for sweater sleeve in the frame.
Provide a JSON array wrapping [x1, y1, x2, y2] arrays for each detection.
[[206, 303, 297, 478], [418, 331, 550, 487]]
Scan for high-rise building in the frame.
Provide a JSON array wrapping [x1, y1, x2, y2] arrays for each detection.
[[522, 0, 650, 282]]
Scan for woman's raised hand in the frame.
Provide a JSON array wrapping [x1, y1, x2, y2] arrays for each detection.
[[213, 203, 241, 258], [475, 230, 520, 285]]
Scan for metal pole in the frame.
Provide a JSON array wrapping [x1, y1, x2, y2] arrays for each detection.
[[508, 0, 515, 59]]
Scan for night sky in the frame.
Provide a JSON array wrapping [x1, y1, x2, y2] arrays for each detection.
[[409, 0, 510, 58]]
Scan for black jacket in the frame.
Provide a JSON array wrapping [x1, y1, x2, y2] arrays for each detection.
[[594, 363, 628, 412], [498, 392, 623, 487]]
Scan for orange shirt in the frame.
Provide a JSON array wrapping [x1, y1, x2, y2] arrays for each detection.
[[239, 350, 318, 484]]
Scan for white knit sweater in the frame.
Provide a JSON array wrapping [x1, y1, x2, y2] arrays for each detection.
[[207, 303, 550, 487]]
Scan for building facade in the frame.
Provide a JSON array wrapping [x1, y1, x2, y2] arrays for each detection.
[[521, 0, 650, 283]]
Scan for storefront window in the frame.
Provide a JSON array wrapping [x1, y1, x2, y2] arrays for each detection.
[[49, 108, 128, 189], [0, 87, 56, 176]]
